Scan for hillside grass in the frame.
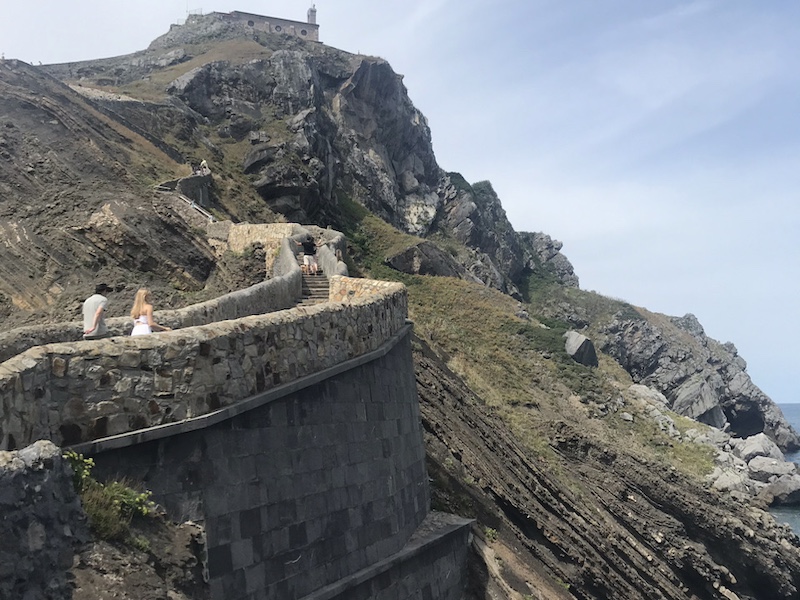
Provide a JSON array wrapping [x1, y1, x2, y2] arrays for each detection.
[[340, 196, 715, 478], [118, 39, 273, 102]]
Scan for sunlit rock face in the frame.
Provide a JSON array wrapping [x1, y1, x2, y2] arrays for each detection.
[[600, 312, 800, 452]]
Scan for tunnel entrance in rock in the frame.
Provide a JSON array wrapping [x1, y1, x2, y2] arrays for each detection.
[[725, 404, 765, 438]]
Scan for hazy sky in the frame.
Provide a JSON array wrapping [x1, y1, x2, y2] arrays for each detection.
[[2, 1, 798, 403]]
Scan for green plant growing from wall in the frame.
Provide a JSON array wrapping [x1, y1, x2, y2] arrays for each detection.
[[64, 451, 156, 543]]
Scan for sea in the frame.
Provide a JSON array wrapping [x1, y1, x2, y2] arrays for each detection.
[[769, 403, 800, 533]]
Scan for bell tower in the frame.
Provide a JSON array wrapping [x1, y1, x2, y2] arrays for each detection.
[[307, 4, 317, 24]]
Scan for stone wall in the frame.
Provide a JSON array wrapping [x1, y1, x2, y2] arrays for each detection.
[[0, 273, 472, 599], [307, 514, 472, 600], [224, 223, 296, 252], [329, 276, 399, 302], [177, 173, 212, 207], [89, 326, 436, 599], [0, 276, 406, 450], [0, 237, 302, 365], [0, 224, 350, 368], [0, 440, 88, 600]]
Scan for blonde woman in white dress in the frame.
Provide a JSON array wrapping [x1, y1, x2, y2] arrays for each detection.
[[130, 288, 171, 336]]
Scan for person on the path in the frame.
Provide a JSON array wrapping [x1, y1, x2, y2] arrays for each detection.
[[296, 234, 318, 275], [130, 288, 171, 336], [83, 283, 112, 339]]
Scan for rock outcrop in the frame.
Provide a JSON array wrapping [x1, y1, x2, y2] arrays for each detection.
[[21, 15, 581, 312], [600, 311, 800, 452], [564, 330, 598, 367], [385, 241, 481, 282]]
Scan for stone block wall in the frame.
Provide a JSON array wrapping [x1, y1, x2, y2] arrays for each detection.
[[0, 278, 407, 450], [329, 276, 401, 302], [90, 327, 430, 600], [308, 514, 473, 600], [225, 223, 296, 252], [0, 440, 88, 600]]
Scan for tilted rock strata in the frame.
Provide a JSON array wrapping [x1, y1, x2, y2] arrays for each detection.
[[414, 337, 800, 600]]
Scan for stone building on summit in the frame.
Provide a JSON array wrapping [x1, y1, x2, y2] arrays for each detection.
[[211, 5, 320, 41]]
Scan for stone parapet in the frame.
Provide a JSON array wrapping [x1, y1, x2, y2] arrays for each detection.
[[329, 276, 402, 302], [0, 224, 349, 369], [226, 223, 297, 252], [0, 277, 407, 450], [0, 237, 303, 365], [305, 513, 473, 600]]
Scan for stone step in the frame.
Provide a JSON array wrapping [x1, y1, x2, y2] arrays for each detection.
[[299, 271, 329, 306]]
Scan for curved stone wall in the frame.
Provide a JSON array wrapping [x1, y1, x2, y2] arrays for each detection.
[[0, 236, 303, 364], [0, 225, 472, 600], [0, 225, 351, 366], [90, 326, 431, 599], [0, 275, 406, 451]]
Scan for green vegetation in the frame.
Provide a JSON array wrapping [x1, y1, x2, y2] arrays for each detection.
[[445, 171, 473, 195], [484, 527, 499, 544], [604, 409, 715, 478], [64, 451, 156, 543]]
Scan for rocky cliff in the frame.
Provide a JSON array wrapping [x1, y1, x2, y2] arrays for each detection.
[[2, 12, 799, 599], [601, 310, 798, 450]]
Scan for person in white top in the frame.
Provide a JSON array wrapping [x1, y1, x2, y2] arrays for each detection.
[[130, 288, 171, 336]]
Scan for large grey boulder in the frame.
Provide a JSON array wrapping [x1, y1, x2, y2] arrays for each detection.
[[758, 473, 800, 506], [731, 433, 785, 462], [748, 456, 797, 483], [710, 467, 753, 496], [564, 331, 598, 367]]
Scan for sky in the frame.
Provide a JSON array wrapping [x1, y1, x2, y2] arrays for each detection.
[[1, 0, 798, 403]]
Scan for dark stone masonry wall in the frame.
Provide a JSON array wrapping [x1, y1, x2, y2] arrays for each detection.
[[0, 226, 472, 598], [308, 516, 472, 600], [0, 441, 88, 600], [88, 328, 461, 600]]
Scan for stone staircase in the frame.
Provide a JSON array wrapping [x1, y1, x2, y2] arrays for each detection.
[[297, 258, 329, 306]]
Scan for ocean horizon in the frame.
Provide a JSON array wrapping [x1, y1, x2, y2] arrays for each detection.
[[770, 403, 800, 533]]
